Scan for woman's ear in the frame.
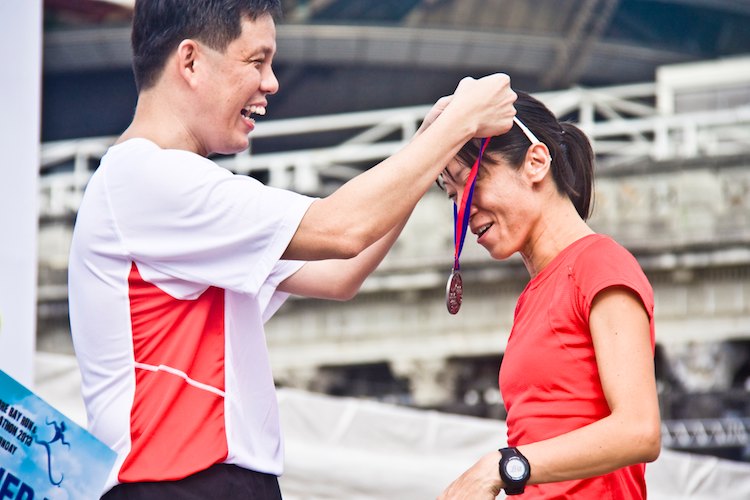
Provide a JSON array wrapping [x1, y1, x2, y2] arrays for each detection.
[[524, 143, 552, 184]]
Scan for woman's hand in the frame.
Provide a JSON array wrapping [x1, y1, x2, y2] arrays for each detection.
[[438, 451, 503, 500]]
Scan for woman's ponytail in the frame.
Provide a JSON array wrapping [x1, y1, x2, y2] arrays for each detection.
[[556, 122, 594, 220], [455, 91, 596, 221]]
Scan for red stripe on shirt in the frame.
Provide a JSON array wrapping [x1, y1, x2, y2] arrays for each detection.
[[120, 262, 228, 482]]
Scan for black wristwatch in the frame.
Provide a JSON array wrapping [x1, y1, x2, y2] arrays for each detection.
[[498, 447, 531, 495]]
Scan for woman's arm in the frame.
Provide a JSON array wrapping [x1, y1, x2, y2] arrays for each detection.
[[439, 286, 661, 498], [519, 286, 661, 482]]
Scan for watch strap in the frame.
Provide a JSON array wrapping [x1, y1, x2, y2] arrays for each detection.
[[498, 447, 531, 495]]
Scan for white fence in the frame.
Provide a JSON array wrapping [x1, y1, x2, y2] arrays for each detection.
[[38, 64, 750, 220]]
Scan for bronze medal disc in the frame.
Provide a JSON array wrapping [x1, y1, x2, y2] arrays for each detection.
[[446, 270, 463, 314]]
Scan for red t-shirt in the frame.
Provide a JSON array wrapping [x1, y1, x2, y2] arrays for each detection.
[[499, 234, 655, 499]]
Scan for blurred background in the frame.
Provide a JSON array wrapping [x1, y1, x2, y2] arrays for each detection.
[[13, 0, 750, 494]]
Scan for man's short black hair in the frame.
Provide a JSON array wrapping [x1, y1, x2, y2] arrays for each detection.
[[131, 0, 282, 91]]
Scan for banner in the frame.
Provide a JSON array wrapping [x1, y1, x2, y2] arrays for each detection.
[[0, 0, 42, 386], [0, 370, 115, 499]]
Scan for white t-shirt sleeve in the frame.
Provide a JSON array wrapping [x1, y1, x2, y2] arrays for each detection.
[[103, 141, 315, 296], [259, 259, 305, 323]]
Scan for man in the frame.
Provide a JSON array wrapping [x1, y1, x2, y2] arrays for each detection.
[[68, 0, 517, 498]]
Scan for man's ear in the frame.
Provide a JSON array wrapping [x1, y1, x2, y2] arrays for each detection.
[[176, 39, 200, 87], [524, 143, 551, 184]]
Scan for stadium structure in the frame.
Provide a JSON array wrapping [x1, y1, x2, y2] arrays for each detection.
[[38, 0, 750, 468]]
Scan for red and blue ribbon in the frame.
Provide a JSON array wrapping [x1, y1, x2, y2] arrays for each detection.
[[452, 137, 490, 271]]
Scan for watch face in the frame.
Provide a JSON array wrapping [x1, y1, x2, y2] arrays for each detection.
[[504, 457, 528, 481]]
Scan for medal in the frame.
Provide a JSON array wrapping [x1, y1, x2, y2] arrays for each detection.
[[445, 270, 463, 315], [446, 137, 490, 314]]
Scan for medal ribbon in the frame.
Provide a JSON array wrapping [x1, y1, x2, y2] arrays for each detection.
[[452, 137, 490, 271]]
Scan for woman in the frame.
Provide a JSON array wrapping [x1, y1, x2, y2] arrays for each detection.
[[438, 92, 661, 499]]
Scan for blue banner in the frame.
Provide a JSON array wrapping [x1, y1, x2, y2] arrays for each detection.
[[0, 369, 115, 499]]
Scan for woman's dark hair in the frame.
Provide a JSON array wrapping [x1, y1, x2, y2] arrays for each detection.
[[131, 0, 282, 92], [457, 91, 595, 220]]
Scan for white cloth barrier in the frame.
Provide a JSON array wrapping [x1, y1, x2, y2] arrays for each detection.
[[33, 352, 750, 499]]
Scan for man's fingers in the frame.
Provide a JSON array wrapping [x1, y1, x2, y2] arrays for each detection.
[[435, 95, 453, 109]]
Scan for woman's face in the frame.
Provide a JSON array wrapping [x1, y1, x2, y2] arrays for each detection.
[[442, 154, 537, 261]]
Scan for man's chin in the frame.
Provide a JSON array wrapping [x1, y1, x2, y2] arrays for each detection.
[[214, 139, 250, 156]]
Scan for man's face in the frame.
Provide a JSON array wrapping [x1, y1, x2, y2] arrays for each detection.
[[194, 14, 279, 156]]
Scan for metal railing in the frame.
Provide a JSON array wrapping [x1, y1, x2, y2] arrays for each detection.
[[38, 77, 750, 220], [662, 417, 750, 450]]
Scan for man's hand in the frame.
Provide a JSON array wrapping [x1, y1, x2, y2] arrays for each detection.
[[448, 73, 517, 139], [438, 451, 503, 500], [416, 95, 453, 136]]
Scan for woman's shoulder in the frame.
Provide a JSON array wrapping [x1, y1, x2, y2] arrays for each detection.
[[574, 234, 634, 262], [566, 234, 645, 281], [570, 234, 652, 293]]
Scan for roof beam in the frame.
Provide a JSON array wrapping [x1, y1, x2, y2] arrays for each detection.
[[44, 23, 689, 86], [541, 0, 621, 88]]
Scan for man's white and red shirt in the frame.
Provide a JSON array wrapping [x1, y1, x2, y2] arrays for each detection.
[[68, 138, 314, 494]]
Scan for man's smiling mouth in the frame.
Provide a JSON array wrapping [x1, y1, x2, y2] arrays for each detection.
[[241, 105, 266, 119]]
